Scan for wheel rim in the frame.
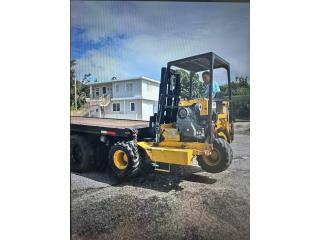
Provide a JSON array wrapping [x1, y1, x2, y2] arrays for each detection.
[[203, 148, 221, 166], [113, 150, 128, 170], [71, 144, 82, 165]]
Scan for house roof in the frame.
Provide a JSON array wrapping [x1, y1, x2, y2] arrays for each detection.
[[88, 76, 160, 86]]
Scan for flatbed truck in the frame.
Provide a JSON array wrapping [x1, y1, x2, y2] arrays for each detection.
[[70, 116, 154, 174]]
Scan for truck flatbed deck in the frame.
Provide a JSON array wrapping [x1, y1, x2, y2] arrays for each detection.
[[71, 117, 151, 138], [71, 117, 149, 129]]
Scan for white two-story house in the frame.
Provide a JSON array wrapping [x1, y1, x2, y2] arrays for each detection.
[[88, 77, 160, 121]]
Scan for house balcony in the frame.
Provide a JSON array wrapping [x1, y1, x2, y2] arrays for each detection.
[[88, 93, 111, 107]]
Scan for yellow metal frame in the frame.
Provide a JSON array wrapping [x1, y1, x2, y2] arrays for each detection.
[[161, 128, 180, 142], [157, 141, 212, 155], [137, 99, 233, 168], [137, 141, 195, 165], [215, 100, 233, 143], [137, 141, 213, 166]]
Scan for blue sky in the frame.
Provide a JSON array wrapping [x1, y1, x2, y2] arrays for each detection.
[[71, 1, 249, 84]]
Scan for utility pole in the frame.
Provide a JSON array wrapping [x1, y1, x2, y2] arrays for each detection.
[[74, 78, 77, 111]]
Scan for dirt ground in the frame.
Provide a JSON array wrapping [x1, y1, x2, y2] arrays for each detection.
[[71, 132, 250, 240]]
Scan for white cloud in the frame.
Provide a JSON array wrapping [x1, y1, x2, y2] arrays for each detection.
[[72, 2, 249, 82], [75, 50, 121, 81]]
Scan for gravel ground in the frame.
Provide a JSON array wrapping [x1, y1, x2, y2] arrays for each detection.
[[71, 132, 250, 240]]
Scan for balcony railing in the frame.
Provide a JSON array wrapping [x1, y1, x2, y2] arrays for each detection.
[[89, 94, 111, 107], [71, 94, 111, 117]]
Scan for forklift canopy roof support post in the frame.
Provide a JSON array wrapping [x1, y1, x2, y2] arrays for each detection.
[[227, 67, 233, 123], [189, 71, 195, 99], [208, 53, 214, 144]]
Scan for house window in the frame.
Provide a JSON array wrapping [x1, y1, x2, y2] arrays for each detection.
[[147, 83, 151, 91], [126, 83, 133, 92], [102, 87, 106, 94], [112, 103, 120, 112], [130, 102, 135, 112], [95, 88, 100, 97], [115, 84, 119, 92]]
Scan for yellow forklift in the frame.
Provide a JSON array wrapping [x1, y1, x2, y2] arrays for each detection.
[[107, 52, 234, 178]]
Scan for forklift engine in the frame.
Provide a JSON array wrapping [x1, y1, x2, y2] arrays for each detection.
[[176, 102, 207, 142]]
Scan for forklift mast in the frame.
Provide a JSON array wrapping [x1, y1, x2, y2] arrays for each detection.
[[152, 67, 181, 142], [157, 67, 181, 124]]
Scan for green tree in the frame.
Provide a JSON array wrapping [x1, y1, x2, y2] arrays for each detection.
[[220, 76, 250, 96], [70, 60, 90, 110], [219, 76, 250, 120], [175, 69, 205, 98]]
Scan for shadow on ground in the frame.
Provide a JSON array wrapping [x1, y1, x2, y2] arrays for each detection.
[[72, 164, 218, 193]]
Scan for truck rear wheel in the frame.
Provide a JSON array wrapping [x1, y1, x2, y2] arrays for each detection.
[[197, 138, 233, 173], [108, 141, 140, 179], [70, 135, 94, 172]]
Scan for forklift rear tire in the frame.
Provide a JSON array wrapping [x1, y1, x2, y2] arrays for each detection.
[[71, 135, 94, 172], [197, 138, 233, 173], [108, 141, 140, 179]]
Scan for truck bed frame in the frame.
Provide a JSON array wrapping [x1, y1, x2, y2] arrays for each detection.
[[71, 117, 152, 139]]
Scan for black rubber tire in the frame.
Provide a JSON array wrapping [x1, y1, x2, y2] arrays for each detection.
[[138, 148, 155, 175], [70, 135, 94, 172], [108, 141, 140, 179], [197, 138, 233, 173]]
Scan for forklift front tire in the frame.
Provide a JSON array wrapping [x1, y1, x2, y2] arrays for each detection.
[[197, 138, 233, 173]]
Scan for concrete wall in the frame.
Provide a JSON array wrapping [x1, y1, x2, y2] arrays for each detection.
[[89, 99, 157, 120], [112, 80, 142, 99], [141, 80, 159, 101], [142, 99, 157, 120], [90, 78, 159, 100], [103, 99, 143, 120]]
